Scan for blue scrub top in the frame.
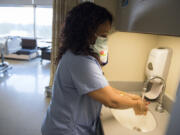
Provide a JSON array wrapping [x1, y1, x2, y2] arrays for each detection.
[[41, 50, 109, 135]]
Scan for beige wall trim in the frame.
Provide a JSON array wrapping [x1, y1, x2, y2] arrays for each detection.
[[109, 81, 173, 113], [109, 81, 143, 91]]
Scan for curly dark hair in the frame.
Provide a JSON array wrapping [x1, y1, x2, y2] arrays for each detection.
[[58, 2, 113, 64]]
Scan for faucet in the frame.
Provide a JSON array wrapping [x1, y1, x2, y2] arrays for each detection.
[[143, 76, 166, 113]]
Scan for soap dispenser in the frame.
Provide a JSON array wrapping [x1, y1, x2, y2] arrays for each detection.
[[144, 47, 172, 100]]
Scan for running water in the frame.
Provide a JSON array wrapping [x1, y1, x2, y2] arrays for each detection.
[[142, 92, 145, 101], [142, 87, 147, 101], [139, 89, 147, 122]]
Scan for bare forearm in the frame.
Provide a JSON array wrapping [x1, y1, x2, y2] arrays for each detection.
[[88, 86, 148, 115], [88, 86, 138, 109], [112, 87, 141, 100], [112, 87, 129, 96], [109, 91, 137, 109]]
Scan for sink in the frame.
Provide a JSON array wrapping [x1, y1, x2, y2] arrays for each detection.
[[111, 108, 157, 132]]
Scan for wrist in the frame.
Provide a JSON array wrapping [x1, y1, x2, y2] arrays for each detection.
[[132, 100, 139, 108]]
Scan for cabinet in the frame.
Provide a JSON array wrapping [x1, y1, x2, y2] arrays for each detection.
[[115, 0, 180, 36]]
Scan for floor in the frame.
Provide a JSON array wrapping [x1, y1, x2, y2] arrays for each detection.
[[0, 58, 51, 135]]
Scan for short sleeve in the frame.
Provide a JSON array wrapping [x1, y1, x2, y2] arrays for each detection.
[[69, 56, 109, 95]]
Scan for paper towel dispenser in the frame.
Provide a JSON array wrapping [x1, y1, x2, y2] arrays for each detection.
[[115, 0, 180, 36]]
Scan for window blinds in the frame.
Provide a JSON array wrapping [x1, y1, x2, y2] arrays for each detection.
[[0, 0, 52, 6], [0, 0, 32, 5], [34, 0, 52, 6]]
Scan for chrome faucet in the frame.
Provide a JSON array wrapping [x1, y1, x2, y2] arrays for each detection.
[[143, 76, 166, 113]]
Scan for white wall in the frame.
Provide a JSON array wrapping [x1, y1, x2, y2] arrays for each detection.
[[103, 32, 158, 82]]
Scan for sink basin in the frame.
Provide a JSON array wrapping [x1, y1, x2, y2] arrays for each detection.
[[111, 108, 157, 132]]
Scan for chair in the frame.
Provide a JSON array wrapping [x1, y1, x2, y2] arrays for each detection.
[[4, 38, 39, 60]]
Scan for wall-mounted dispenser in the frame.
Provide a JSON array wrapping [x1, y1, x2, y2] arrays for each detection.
[[144, 48, 172, 100]]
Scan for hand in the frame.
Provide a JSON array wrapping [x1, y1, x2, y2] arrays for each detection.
[[133, 100, 148, 115]]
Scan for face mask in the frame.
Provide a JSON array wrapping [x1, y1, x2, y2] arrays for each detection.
[[91, 36, 108, 64]]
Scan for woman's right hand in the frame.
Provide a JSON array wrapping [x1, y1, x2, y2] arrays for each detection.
[[133, 100, 148, 115]]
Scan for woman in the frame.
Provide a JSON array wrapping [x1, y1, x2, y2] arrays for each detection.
[[41, 2, 148, 135]]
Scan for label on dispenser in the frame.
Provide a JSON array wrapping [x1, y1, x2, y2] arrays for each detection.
[[148, 62, 153, 70]]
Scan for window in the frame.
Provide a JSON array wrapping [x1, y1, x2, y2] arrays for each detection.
[[0, 7, 34, 37], [36, 7, 52, 41], [0, 6, 52, 41]]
